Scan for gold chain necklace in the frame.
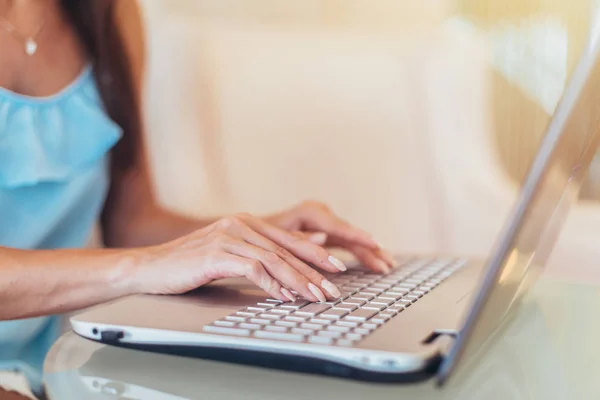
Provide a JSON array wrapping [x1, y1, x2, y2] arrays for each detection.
[[0, 12, 47, 56]]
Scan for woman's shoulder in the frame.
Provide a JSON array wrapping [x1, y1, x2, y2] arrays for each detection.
[[113, 0, 146, 91]]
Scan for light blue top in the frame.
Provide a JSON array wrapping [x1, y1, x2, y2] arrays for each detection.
[[0, 65, 122, 393]]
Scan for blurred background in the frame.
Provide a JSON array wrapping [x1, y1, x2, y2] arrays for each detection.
[[134, 0, 599, 279]]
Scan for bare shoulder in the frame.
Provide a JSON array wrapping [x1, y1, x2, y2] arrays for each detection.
[[113, 0, 146, 91]]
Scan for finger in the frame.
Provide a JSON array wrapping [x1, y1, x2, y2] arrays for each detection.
[[296, 205, 379, 249], [243, 217, 347, 274], [292, 231, 328, 246], [346, 244, 391, 274], [221, 238, 325, 302], [213, 253, 288, 301], [229, 222, 336, 301]]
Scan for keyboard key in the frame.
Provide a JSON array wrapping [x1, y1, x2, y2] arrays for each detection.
[[275, 320, 297, 328], [371, 297, 395, 305], [343, 298, 367, 306], [259, 313, 281, 320], [394, 283, 417, 290], [295, 303, 331, 316], [289, 328, 311, 336], [336, 320, 359, 328], [327, 325, 351, 333], [266, 299, 283, 303], [334, 303, 358, 311], [345, 308, 379, 321], [362, 274, 382, 279], [371, 283, 392, 289], [363, 303, 386, 311], [214, 320, 236, 327], [247, 306, 271, 312], [351, 294, 375, 301], [236, 311, 259, 317], [318, 330, 343, 338], [355, 278, 377, 284], [361, 288, 384, 295], [257, 302, 276, 308], [362, 323, 378, 330], [255, 331, 304, 342], [321, 309, 349, 319], [301, 323, 322, 330], [204, 326, 251, 336], [336, 339, 354, 347], [379, 312, 395, 320], [346, 333, 362, 341], [239, 323, 262, 330], [324, 298, 343, 306], [388, 304, 406, 312], [225, 316, 247, 322], [310, 318, 332, 325], [279, 299, 310, 309], [309, 336, 334, 345], [265, 325, 288, 333], [384, 291, 408, 299], [370, 318, 386, 325], [284, 316, 307, 323], [353, 328, 370, 335], [340, 287, 360, 296], [270, 308, 292, 315]]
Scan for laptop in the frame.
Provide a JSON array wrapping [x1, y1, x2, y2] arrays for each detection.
[[70, 32, 600, 386]]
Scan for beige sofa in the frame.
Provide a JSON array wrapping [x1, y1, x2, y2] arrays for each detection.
[[138, 0, 600, 283]]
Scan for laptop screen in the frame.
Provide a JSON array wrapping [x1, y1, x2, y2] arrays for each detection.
[[438, 3, 600, 384]]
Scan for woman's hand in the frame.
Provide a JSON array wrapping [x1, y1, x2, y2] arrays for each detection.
[[264, 200, 395, 273], [134, 212, 344, 302], [132, 202, 394, 303]]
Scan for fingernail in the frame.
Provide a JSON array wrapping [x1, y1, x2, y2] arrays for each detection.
[[321, 279, 341, 298], [308, 283, 327, 303], [378, 260, 391, 274], [328, 255, 347, 271], [308, 232, 328, 245], [281, 288, 296, 302]]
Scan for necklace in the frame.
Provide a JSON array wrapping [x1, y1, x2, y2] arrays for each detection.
[[0, 12, 46, 56]]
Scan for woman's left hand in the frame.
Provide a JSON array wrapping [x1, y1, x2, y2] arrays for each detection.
[[264, 200, 395, 273]]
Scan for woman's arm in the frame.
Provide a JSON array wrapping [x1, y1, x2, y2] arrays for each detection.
[[0, 246, 138, 320], [100, 0, 213, 248]]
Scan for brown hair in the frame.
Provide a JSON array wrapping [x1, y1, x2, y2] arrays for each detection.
[[60, 0, 139, 172]]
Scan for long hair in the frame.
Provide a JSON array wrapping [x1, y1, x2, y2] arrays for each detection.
[[59, 0, 139, 172]]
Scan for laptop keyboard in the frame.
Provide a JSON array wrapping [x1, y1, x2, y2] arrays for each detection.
[[203, 257, 466, 346]]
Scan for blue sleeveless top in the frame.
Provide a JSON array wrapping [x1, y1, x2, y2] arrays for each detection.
[[0, 66, 122, 392]]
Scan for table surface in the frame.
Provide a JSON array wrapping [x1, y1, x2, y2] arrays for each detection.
[[44, 278, 600, 400]]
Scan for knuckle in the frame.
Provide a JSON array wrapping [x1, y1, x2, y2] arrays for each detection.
[[314, 246, 330, 262], [234, 212, 252, 222], [274, 245, 292, 259], [246, 260, 264, 277], [302, 199, 329, 212], [207, 232, 228, 246], [217, 216, 235, 230], [264, 251, 281, 263], [264, 277, 279, 293]]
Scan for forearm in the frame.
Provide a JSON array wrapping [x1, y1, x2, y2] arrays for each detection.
[[0, 246, 139, 320], [105, 204, 217, 248]]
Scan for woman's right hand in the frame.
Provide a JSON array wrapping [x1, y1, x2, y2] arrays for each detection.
[[132, 213, 349, 303]]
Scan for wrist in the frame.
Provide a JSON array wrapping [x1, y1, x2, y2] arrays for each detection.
[[106, 247, 150, 297]]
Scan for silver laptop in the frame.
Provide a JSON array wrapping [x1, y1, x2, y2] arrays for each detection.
[[71, 33, 600, 385]]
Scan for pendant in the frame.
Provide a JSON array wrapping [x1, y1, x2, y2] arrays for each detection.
[[25, 38, 38, 56]]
